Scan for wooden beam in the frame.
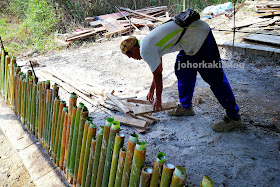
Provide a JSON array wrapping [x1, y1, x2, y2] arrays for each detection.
[[127, 98, 152, 105], [133, 101, 177, 115], [113, 115, 148, 129], [120, 7, 165, 22], [253, 11, 280, 17], [245, 1, 280, 5], [106, 93, 132, 114], [243, 33, 280, 45]]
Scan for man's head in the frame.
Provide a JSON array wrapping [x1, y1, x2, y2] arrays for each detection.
[[120, 36, 142, 60]]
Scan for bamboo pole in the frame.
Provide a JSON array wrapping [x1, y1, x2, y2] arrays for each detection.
[[121, 133, 139, 187], [170, 166, 187, 187], [4, 55, 11, 103], [96, 117, 114, 187], [160, 163, 175, 187], [56, 106, 68, 166], [199, 175, 214, 187], [80, 122, 96, 187], [90, 126, 104, 187], [59, 110, 69, 169], [39, 81, 46, 141], [9, 57, 16, 109], [31, 83, 37, 134], [114, 148, 127, 187], [17, 73, 23, 119], [35, 82, 42, 138], [14, 68, 21, 116], [73, 106, 89, 185], [51, 98, 60, 152], [150, 152, 166, 187], [85, 137, 97, 187], [45, 89, 53, 150], [43, 81, 51, 148], [25, 70, 32, 126], [140, 166, 153, 187], [27, 76, 33, 131], [108, 133, 125, 187], [0, 49, 5, 96], [49, 84, 59, 151], [76, 117, 92, 186], [22, 77, 27, 125], [129, 141, 147, 187]]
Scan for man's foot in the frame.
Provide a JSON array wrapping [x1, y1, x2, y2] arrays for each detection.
[[167, 104, 195, 117], [212, 115, 242, 132]]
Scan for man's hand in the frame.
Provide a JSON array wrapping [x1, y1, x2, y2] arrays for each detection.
[[153, 97, 162, 111], [147, 86, 155, 103]]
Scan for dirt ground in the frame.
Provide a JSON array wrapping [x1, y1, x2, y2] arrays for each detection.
[[1, 5, 280, 187]]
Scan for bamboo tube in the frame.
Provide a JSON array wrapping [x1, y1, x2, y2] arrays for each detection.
[[66, 106, 77, 176], [9, 57, 16, 109], [25, 70, 32, 126], [49, 84, 59, 151], [56, 106, 68, 166], [50, 98, 60, 151], [43, 81, 50, 147], [140, 166, 153, 187], [35, 82, 42, 137], [121, 133, 139, 187], [102, 121, 121, 187], [96, 117, 114, 187], [90, 126, 104, 187], [160, 163, 175, 187], [27, 76, 33, 131], [14, 69, 21, 116], [129, 142, 147, 187], [76, 117, 92, 186], [85, 137, 97, 187], [0, 49, 5, 96], [79, 121, 96, 187], [39, 81, 46, 141], [22, 77, 27, 125], [73, 107, 89, 185], [64, 93, 77, 170], [114, 148, 127, 187], [170, 166, 187, 187], [59, 111, 69, 169], [31, 83, 37, 134], [68, 103, 84, 183], [108, 133, 125, 187], [150, 152, 166, 187], [45, 89, 53, 150], [17, 73, 23, 119], [4, 55, 11, 103], [199, 176, 214, 187]]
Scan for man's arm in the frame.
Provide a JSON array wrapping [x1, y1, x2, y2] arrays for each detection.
[[152, 60, 163, 111]]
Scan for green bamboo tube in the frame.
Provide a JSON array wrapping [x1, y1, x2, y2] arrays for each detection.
[[54, 104, 67, 164], [108, 133, 125, 187], [39, 81, 46, 141], [4, 55, 11, 103], [16, 72, 23, 118], [59, 111, 69, 169], [68, 103, 84, 183], [52, 100, 66, 160], [160, 163, 175, 187], [42, 81, 50, 146], [150, 152, 166, 187], [45, 89, 53, 150], [31, 83, 37, 134], [73, 107, 89, 185], [0, 49, 5, 96], [35, 82, 42, 137], [20, 74, 26, 121], [28, 76, 33, 130], [129, 142, 147, 187], [140, 166, 153, 187], [199, 176, 213, 187], [102, 121, 121, 187], [114, 148, 127, 187], [43, 87, 51, 148], [9, 57, 16, 109], [50, 98, 60, 152], [66, 106, 77, 176], [85, 137, 97, 187], [64, 92, 78, 170], [90, 126, 104, 187], [170, 166, 187, 187], [22, 78, 27, 125], [121, 133, 139, 187], [76, 117, 92, 186], [96, 117, 114, 187], [49, 84, 59, 151], [79, 121, 96, 187], [14, 68, 21, 116], [25, 70, 32, 126]]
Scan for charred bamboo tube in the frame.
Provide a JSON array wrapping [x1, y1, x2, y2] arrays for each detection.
[[31, 83, 37, 134], [160, 163, 175, 187], [68, 103, 84, 183], [90, 126, 104, 187], [80, 121, 96, 187], [199, 175, 213, 187], [4, 55, 11, 103], [64, 93, 77, 170], [170, 166, 187, 187], [56, 106, 68, 166], [129, 142, 147, 187], [66, 106, 77, 176], [96, 117, 114, 187], [59, 110, 69, 169], [140, 166, 153, 187], [35, 82, 42, 137], [121, 133, 139, 187], [114, 148, 127, 187], [73, 107, 89, 185], [85, 137, 97, 187], [150, 152, 166, 187], [108, 133, 125, 187], [76, 117, 92, 186], [51, 98, 60, 151]]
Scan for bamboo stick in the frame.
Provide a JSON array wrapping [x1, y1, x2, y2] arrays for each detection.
[[170, 166, 187, 187], [43, 81, 51, 148], [108, 133, 125, 187], [50, 84, 59, 151], [114, 148, 127, 187], [17, 73, 23, 119], [50, 98, 60, 152], [102, 121, 121, 187], [121, 133, 139, 187], [56, 106, 68, 166], [0, 49, 5, 96], [27, 76, 33, 131], [150, 152, 166, 187], [4, 55, 11, 103], [59, 110, 69, 169], [9, 57, 16, 109], [129, 141, 147, 187], [31, 83, 37, 134], [35, 82, 42, 137], [140, 166, 153, 187], [45, 89, 53, 150], [199, 175, 214, 187], [22, 77, 27, 125], [160, 163, 175, 187], [14, 68, 21, 116], [96, 117, 114, 187], [85, 137, 97, 187], [25, 70, 32, 126], [39, 81, 46, 141], [90, 126, 104, 187]]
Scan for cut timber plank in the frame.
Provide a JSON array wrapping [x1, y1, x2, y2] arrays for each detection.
[[107, 93, 131, 113], [113, 115, 148, 129], [104, 27, 132, 38], [245, 1, 280, 5], [121, 7, 166, 22], [101, 18, 125, 33], [253, 11, 280, 17], [243, 33, 280, 45], [127, 98, 152, 105], [66, 29, 104, 42], [97, 11, 130, 20], [230, 17, 271, 28], [133, 101, 177, 115]]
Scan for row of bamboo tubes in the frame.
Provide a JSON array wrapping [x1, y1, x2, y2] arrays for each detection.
[[0, 48, 213, 187]]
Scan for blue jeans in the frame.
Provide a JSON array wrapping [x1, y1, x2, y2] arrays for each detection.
[[175, 30, 239, 120]]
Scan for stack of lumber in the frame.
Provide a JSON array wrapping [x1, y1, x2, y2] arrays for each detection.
[[66, 6, 169, 42], [245, 0, 280, 17]]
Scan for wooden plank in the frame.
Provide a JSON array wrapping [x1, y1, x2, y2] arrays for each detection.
[[104, 27, 132, 38], [97, 11, 130, 20], [112, 114, 148, 129], [230, 17, 271, 28], [133, 101, 177, 115], [127, 98, 152, 105], [121, 7, 166, 22], [106, 93, 132, 114], [245, 1, 280, 5], [141, 114, 160, 122], [66, 30, 99, 42], [256, 8, 280, 13], [243, 33, 280, 45], [101, 18, 125, 33], [253, 11, 280, 17]]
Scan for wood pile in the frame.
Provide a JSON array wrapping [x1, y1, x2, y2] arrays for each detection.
[[66, 6, 170, 42]]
